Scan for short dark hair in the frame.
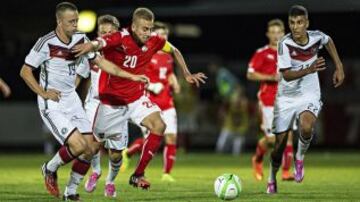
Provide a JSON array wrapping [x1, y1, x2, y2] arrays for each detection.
[[289, 5, 308, 18], [153, 21, 169, 32], [98, 15, 120, 29], [268, 19, 285, 31], [56, 2, 78, 19], [132, 7, 154, 22]]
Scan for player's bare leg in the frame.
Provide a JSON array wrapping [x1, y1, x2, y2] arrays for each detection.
[[120, 137, 145, 172], [129, 112, 165, 189], [294, 111, 317, 183], [162, 134, 177, 182], [104, 149, 123, 197], [267, 131, 289, 194], [252, 136, 274, 181], [63, 134, 101, 201], [282, 131, 294, 181], [42, 130, 87, 198]]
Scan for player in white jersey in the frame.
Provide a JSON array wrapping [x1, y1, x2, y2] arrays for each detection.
[[82, 15, 128, 198], [19, 2, 148, 201], [266, 5, 345, 194]]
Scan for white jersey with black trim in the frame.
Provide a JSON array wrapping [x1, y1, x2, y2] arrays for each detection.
[[25, 31, 95, 94], [277, 30, 330, 99]]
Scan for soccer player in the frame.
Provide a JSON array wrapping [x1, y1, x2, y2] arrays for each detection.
[[266, 5, 345, 194], [119, 21, 181, 183], [83, 14, 127, 197], [247, 19, 294, 181], [72, 7, 207, 189], [0, 77, 11, 98], [20, 2, 148, 201]]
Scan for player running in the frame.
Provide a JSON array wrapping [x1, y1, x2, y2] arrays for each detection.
[[267, 5, 345, 194], [72, 7, 207, 190], [20, 2, 148, 201], [119, 21, 181, 183], [247, 19, 294, 181]]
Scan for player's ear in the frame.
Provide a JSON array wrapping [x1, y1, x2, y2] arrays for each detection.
[[131, 23, 136, 32], [305, 19, 309, 29]]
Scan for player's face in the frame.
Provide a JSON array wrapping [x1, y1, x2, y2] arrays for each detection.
[[58, 10, 79, 37], [154, 28, 169, 41], [132, 18, 153, 44], [266, 25, 284, 46], [98, 23, 117, 37], [289, 15, 309, 40]]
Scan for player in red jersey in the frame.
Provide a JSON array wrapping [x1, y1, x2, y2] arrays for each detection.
[[0, 77, 11, 98], [120, 21, 181, 182], [247, 19, 294, 181], [72, 7, 207, 189]]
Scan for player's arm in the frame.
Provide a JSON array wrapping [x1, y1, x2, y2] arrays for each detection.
[[72, 32, 122, 57], [324, 38, 345, 87], [19, 64, 60, 102], [247, 71, 279, 82], [92, 55, 149, 83], [162, 41, 207, 87], [168, 73, 181, 94], [0, 77, 11, 98], [282, 57, 326, 81]]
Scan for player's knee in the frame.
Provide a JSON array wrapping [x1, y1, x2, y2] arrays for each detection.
[[109, 151, 122, 162], [70, 137, 87, 155], [151, 119, 166, 134], [300, 122, 313, 137], [165, 134, 177, 145]]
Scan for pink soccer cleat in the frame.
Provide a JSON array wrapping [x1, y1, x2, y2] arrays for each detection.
[[84, 172, 101, 193], [266, 181, 277, 194], [104, 183, 117, 198], [294, 160, 304, 183]]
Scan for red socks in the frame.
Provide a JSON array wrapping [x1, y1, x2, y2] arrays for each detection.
[[134, 133, 163, 176], [127, 137, 145, 157], [163, 144, 176, 174], [72, 158, 91, 175], [282, 144, 293, 171], [255, 143, 267, 162], [59, 145, 76, 163]]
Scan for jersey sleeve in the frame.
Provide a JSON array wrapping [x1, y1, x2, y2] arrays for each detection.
[[98, 31, 123, 50], [76, 57, 91, 78], [152, 35, 166, 52], [277, 41, 292, 70], [24, 38, 49, 69], [317, 30, 330, 46], [248, 51, 264, 73]]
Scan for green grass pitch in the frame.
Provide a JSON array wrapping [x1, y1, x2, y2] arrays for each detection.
[[0, 152, 359, 201]]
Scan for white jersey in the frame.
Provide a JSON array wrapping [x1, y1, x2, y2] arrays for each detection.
[[25, 31, 95, 94], [87, 61, 101, 100], [277, 30, 329, 99]]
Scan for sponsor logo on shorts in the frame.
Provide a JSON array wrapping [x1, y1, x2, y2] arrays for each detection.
[[61, 128, 68, 135]]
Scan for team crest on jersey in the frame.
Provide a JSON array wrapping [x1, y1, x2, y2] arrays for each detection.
[[151, 58, 158, 64], [291, 50, 298, 56], [266, 54, 275, 60], [61, 128, 68, 135], [141, 46, 148, 52]]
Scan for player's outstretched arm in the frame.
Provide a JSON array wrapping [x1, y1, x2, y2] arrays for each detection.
[[164, 42, 207, 87], [168, 73, 181, 94], [247, 72, 280, 82], [19, 64, 61, 102], [325, 38, 345, 88], [0, 77, 11, 98], [282, 57, 326, 82], [92, 55, 149, 84]]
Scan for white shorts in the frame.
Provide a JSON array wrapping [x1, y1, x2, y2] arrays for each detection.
[[84, 96, 128, 151], [92, 96, 160, 149], [162, 108, 177, 135], [38, 91, 92, 145], [272, 97, 322, 134], [259, 103, 274, 137]]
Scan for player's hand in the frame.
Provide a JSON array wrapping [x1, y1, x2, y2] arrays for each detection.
[[0, 84, 11, 98], [307, 57, 326, 74], [333, 68, 345, 88], [185, 72, 207, 87], [41, 89, 61, 102], [147, 82, 164, 94], [72, 42, 94, 57], [271, 74, 281, 82], [131, 75, 150, 84]]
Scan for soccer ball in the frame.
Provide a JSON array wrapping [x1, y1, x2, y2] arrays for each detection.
[[214, 173, 242, 200]]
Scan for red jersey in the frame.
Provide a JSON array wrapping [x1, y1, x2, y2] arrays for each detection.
[[248, 45, 278, 106], [98, 28, 166, 105], [146, 51, 174, 110]]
